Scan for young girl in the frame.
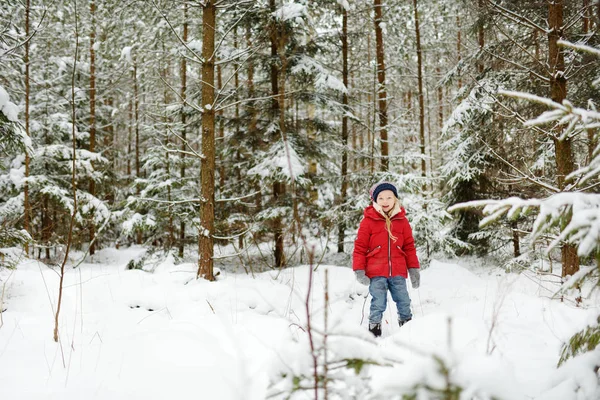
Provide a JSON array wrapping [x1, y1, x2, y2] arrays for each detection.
[[353, 182, 420, 337]]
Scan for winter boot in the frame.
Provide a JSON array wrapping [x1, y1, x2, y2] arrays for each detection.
[[369, 323, 382, 337], [398, 318, 412, 327]]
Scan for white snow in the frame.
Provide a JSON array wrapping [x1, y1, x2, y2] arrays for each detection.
[[272, 2, 307, 22], [186, 39, 202, 53], [120, 46, 133, 63], [0, 85, 9, 109], [0, 252, 598, 399], [2, 101, 19, 122], [0, 85, 19, 122], [247, 140, 308, 184], [336, 0, 351, 11]]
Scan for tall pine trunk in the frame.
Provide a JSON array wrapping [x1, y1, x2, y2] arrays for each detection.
[[217, 64, 225, 188], [246, 24, 262, 214], [133, 60, 142, 245], [197, 1, 216, 281], [412, 0, 426, 183], [270, 0, 285, 268], [548, 0, 579, 277], [338, 4, 349, 253], [374, 0, 389, 171], [24, 0, 31, 255], [89, 0, 97, 255], [127, 98, 132, 177], [478, 0, 485, 74], [366, 33, 373, 172], [583, 0, 596, 163], [179, 1, 188, 258], [456, 15, 462, 89]]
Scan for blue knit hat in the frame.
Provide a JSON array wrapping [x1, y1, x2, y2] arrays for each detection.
[[370, 182, 398, 201]]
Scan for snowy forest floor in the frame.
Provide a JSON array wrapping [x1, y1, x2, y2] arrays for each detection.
[[0, 246, 598, 400]]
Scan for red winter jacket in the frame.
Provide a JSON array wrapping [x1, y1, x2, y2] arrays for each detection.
[[353, 203, 420, 278]]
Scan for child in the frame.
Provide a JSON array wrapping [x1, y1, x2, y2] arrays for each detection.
[[353, 182, 420, 337]]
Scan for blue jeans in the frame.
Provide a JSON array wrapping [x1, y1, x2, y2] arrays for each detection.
[[369, 276, 412, 324]]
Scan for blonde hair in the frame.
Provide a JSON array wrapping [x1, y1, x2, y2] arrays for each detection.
[[382, 199, 398, 242]]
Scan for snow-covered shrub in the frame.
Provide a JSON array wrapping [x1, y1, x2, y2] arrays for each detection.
[[559, 314, 600, 367]]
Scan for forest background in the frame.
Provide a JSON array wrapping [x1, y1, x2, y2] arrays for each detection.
[[1, 0, 600, 396]]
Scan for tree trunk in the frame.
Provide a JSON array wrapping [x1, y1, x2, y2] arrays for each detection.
[[437, 66, 444, 167], [548, 0, 579, 277], [456, 15, 462, 89], [134, 62, 140, 183], [217, 64, 225, 188], [105, 96, 114, 204], [270, 0, 285, 268], [161, 50, 174, 249], [512, 221, 520, 258], [413, 0, 426, 184], [24, 0, 31, 255], [583, 0, 590, 32], [233, 26, 244, 250], [374, 0, 389, 171], [583, 0, 596, 164], [197, 1, 216, 281], [127, 99, 132, 177], [89, 0, 97, 255], [42, 196, 50, 259], [133, 59, 142, 245], [478, 0, 485, 74], [308, 103, 318, 202], [338, 4, 349, 253], [366, 32, 373, 172], [179, 1, 188, 258], [246, 23, 262, 214]]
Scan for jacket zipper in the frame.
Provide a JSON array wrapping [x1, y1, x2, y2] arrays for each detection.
[[388, 234, 392, 277]]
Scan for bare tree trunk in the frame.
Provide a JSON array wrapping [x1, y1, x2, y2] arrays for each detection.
[[24, 0, 31, 255], [366, 32, 373, 172], [89, 0, 97, 255], [161, 52, 174, 249], [197, 1, 216, 281], [583, 0, 590, 32], [133, 60, 142, 245], [413, 0, 426, 184], [179, 1, 188, 258], [338, 4, 349, 253], [42, 197, 50, 259], [512, 221, 520, 258], [105, 96, 114, 204], [277, 48, 290, 261], [437, 66, 444, 167], [127, 98, 132, 177], [134, 62, 140, 182], [270, 0, 285, 268], [583, 0, 596, 164], [308, 104, 318, 202], [350, 53, 357, 173], [217, 64, 225, 188], [233, 26, 244, 250], [456, 14, 462, 89], [374, 0, 389, 171], [548, 0, 579, 277], [246, 24, 262, 214], [478, 0, 485, 74]]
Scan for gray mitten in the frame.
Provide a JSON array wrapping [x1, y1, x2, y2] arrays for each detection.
[[354, 270, 370, 286], [408, 268, 420, 289]]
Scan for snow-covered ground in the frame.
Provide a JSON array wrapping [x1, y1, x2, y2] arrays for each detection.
[[0, 247, 598, 399]]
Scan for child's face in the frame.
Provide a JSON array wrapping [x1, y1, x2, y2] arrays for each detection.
[[376, 190, 395, 212]]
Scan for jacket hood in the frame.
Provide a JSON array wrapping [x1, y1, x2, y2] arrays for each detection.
[[364, 202, 406, 220]]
